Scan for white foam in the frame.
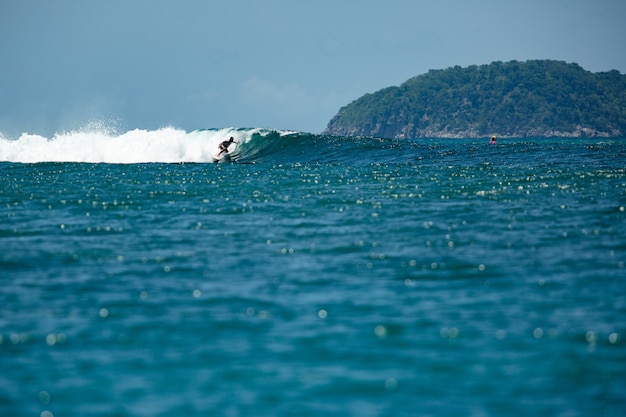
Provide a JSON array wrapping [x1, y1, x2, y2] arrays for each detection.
[[0, 126, 251, 163]]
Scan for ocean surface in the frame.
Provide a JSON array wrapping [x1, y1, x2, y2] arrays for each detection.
[[1, 127, 625, 417]]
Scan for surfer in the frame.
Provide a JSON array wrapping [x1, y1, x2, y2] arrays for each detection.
[[489, 135, 497, 144], [217, 137, 237, 157]]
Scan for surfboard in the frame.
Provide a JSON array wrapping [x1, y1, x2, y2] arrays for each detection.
[[212, 152, 232, 163]]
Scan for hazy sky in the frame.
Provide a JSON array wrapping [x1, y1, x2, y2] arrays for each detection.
[[1, 0, 624, 136]]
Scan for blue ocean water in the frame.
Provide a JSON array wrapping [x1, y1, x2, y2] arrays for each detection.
[[1, 128, 625, 417]]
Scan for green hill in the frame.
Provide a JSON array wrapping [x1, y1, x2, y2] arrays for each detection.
[[323, 60, 626, 138]]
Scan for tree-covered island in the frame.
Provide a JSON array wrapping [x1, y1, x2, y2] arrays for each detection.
[[323, 60, 626, 138]]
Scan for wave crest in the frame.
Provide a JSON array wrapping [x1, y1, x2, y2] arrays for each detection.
[[0, 126, 299, 164], [0, 124, 417, 165]]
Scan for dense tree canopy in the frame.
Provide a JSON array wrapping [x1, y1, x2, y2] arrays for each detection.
[[323, 60, 626, 138]]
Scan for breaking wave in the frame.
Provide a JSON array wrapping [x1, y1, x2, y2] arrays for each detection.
[[0, 125, 414, 165]]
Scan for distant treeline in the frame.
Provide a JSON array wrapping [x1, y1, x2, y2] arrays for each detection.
[[323, 60, 626, 138]]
